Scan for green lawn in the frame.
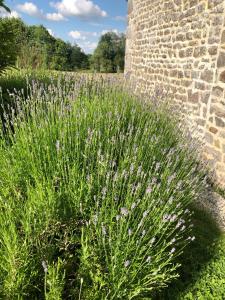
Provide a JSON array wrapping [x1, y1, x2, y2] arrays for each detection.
[[156, 206, 225, 300]]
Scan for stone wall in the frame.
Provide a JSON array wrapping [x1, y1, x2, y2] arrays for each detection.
[[125, 0, 225, 187]]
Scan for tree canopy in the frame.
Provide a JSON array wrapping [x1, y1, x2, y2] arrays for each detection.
[[0, 15, 90, 72], [15, 21, 90, 71], [0, 13, 126, 73], [0, 18, 20, 74], [91, 32, 126, 73]]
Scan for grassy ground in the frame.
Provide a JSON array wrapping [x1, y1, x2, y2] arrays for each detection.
[[155, 206, 225, 299]]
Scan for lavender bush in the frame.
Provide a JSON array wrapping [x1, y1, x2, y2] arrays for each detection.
[[0, 74, 207, 299]]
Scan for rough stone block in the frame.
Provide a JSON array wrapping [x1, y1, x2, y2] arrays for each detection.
[[217, 52, 225, 68], [209, 127, 219, 134], [201, 70, 214, 83], [215, 117, 225, 127]]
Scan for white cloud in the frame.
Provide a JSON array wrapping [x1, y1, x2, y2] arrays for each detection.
[[78, 41, 97, 53], [51, 0, 107, 19], [10, 11, 20, 18], [17, 2, 65, 21], [69, 30, 86, 40], [114, 15, 127, 22], [0, 8, 20, 18], [46, 12, 65, 21], [17, 2, 43, 18], [69, 30, 99, 41], [47, 28, 55, 37], [101, 29, 120, 35]]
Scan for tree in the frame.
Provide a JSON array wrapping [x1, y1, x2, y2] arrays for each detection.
[[0, 18, 20, 74], [68, 44, 89, 70], [50, 39, 68, 71], [91, 32, 126, 73], [0, 2, 21, 74], [0, 13, 90, 72], [114, 33, 126, 72]]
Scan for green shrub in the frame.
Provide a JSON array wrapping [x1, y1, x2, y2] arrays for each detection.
[[0, 75, 207, 298]]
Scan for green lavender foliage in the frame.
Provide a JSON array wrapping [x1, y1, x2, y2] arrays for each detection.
[[44, 259, 65, 300], [0, 74, 208, 299]]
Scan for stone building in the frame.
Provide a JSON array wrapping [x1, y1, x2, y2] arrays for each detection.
[[125, 0, 225, 188]]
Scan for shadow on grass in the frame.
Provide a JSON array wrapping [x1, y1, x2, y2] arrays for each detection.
[[153, 205, 223, 300]]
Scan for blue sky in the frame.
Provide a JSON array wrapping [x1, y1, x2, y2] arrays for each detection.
[[2, 0, 127, 53]]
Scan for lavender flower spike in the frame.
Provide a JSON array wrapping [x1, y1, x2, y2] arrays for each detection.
[[116, 215, 121, 221], [56, 140, 60, 152], [42, 261, 48, 273], [124, 260, 131, 268], [131, 202, 136, 210], [146, 186, 152, 194], [121, 207, 129, 216], [102, 225, 107, 235], [146, 256, 151, 263], [170, 247, 176, 255]]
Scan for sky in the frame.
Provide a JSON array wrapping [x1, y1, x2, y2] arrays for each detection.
[[1, 0, 128, 53]]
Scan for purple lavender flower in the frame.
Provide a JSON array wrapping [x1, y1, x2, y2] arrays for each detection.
[[93, 214, 98, 226], [137, 220, 143, 229], [181, 225, 186, 231], [155, 162, 160, 171], [168, 174, 176, 185], [146, 186, 152, 194], [151, 177, 157, 184], [124, 260, 130, 268], [116, 215, 121, 221], [42, 261, 48, 273], [102, 225, 106, 235], [121, 207, 129, 216], [130, 163, 134, 173], [137, 166, 142, 175], [170, 214, 177, 222], [131, 202, 136, 210], [150, 237, 156, 244], [102, 187, 107, 197], [56, 140, 60, 152], [176, 218, 185, 228], [142, 230, 146, 237], [170, 247, 176, 255], [163, 214, 169, 222], [177, 180, 182, 189], [146, 256, 151, 263], [168, 196, 174, 204], [143, 210, 149, 218]]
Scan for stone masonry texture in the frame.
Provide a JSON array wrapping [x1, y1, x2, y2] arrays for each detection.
[[125, 0, 225, 188]]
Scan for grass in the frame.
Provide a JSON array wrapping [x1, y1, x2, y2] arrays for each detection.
[[0, 71, 223, 299], [155, 206, 225, 299]]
